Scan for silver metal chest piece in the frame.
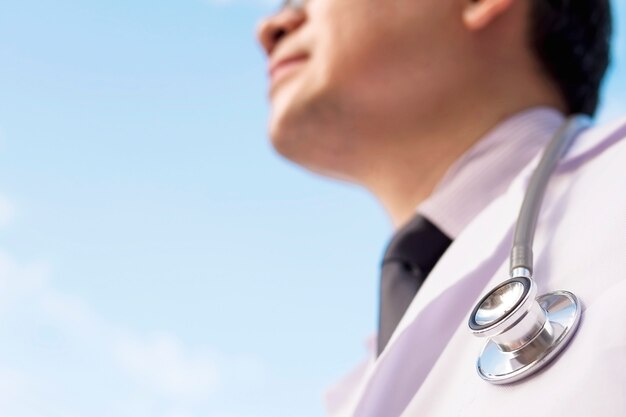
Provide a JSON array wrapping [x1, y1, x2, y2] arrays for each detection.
[[468, 276, 582, 384]]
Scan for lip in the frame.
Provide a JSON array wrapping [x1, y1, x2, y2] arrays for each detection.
[[268, 53, 308, 84]]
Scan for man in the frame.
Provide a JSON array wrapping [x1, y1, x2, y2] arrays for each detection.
[[256, 0, 624, 416]]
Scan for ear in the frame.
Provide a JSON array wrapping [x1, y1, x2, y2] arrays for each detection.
[[463, 0, 515, 31]]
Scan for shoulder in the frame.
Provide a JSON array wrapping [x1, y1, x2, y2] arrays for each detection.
[[547, 114, 626, 228], [561, 113, 626, 173], [546, 113, 626, 252], [540, 113, 626, 334]]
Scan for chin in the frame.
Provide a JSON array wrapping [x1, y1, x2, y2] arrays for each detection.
[[267, 111, 361, 185], [268, 110, 307, 164], [266, 74, 366, 182], [267, 80, 312, 159]]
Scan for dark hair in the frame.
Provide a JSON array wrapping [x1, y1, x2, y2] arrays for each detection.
[[529, 0, 613, 115]]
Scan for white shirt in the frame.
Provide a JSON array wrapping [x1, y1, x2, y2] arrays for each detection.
[[419, 106, 565, 238]]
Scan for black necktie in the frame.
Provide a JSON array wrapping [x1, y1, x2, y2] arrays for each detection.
[[377, 214, 452, 355]]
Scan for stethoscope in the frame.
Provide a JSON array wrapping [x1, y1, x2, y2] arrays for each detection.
[[468, 114, 591, 384]]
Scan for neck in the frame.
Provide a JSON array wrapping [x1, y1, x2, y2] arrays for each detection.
[[363, 115, 491, 229], [360, 95, 565, 229]]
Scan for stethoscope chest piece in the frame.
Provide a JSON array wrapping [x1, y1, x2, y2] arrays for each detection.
[[468, 276, 582, 384], [466, 115, 589, 384]]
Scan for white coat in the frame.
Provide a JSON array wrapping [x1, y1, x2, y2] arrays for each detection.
[[326, 115, 626, 417]]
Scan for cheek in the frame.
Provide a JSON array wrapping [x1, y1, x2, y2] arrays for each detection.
[[316, 4, 389, 82], [311, 3, 419, 107], [311, 0, 462, 116]]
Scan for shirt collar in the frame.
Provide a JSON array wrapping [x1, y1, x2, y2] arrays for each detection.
[[417, 106, 565, 238]]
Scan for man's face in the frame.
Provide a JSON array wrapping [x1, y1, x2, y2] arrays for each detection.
[[257, 0, 468, 179]]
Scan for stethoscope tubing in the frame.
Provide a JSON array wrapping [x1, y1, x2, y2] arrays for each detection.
[[509, 114, 592, 276], [470, 114, 591, 384]]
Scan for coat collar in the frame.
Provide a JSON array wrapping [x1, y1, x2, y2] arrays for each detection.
[[393, 113, 626, 349], [560, 114, 626, 170], [406, 113, 626, 337]]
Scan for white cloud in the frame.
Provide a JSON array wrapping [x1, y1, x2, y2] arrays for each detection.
[[113, 332, 219, 401], [0, 246, 257, 416], [0, 248, 277, 415], [162, 411, 197, 417], [0, 368, 30, 405], [0, 251, 49, 317], [0, 195, 224, 413], [0, 196, 267, 417], [0, 195, 16, 228]]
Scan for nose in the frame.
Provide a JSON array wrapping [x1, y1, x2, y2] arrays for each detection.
[[256, 7, 306, 56]]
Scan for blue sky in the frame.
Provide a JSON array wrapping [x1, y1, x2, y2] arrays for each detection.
[[0, 1, 624, 416]]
